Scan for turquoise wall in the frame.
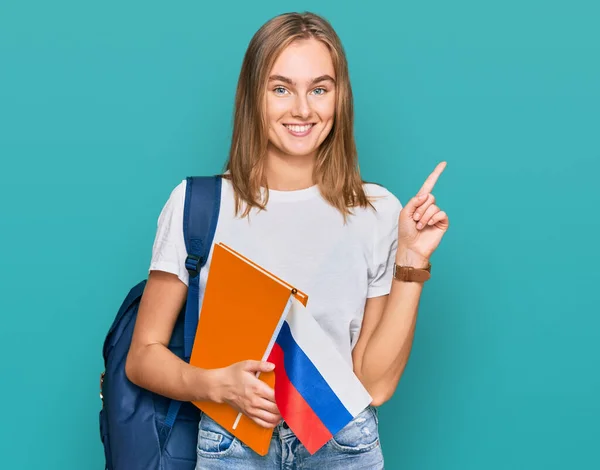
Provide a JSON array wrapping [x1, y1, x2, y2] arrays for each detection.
[[1, 1, 598, 468]]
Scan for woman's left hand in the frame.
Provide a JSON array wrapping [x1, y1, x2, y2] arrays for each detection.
[[397, 162, 450, 263]]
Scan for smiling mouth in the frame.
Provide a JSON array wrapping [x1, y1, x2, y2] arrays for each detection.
[[283, 123, 315, 136]]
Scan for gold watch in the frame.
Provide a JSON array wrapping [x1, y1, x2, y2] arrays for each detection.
[[393, 262, 432, 282]]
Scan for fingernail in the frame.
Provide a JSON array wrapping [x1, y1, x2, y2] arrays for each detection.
[[414, 213, 420, 221], [417, 223, 423, 230], [428, 219, 435, 225]]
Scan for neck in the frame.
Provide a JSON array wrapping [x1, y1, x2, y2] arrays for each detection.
[[264, 143, 316, 191]]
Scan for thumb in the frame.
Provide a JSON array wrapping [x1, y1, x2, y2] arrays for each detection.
[[403, 192, 428, 215], [243, 360, 275, 373]]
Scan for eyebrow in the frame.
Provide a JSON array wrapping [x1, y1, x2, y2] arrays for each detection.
[[268, 74, 336, 86]]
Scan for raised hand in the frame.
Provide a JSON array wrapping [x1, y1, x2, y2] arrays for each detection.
[[397, 162, 450, 263]]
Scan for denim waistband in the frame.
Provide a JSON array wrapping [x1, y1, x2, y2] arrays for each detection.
[[272, 405, 377, 439]]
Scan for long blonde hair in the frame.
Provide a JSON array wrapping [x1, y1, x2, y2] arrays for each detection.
[[224, 11, 372, 218]]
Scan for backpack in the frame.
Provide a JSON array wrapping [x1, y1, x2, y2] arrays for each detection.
[[99, 175, 222, 470]]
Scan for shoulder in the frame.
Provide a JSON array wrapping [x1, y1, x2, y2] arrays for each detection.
[[157, 179, 187, 221], [348, 183, 402, 239], [169, 179, 187, 199], [362, 182, 402, 215], [164, 179, 187, 206]]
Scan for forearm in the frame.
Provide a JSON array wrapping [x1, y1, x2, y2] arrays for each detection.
[[125, 343, 219, 403], [359, 250, 428, 397]]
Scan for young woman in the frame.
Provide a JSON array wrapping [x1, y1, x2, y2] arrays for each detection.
[[125, 11, 449, 470]]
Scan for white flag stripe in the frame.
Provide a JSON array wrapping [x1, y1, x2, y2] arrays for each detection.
[[286, 298, 372, 417]]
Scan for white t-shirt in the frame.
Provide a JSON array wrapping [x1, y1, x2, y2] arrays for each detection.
[[149, 177, 402, 366]]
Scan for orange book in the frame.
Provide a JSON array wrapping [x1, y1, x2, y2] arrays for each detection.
[[189, 242, 308, 456]]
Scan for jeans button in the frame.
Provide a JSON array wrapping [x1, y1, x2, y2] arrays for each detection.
[[282, 421, 289, 429]]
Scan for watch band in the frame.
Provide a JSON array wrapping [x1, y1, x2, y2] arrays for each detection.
[[393, 262, 432, 282]]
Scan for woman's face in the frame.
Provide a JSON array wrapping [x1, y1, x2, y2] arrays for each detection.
[[265, 38, 336, 161]]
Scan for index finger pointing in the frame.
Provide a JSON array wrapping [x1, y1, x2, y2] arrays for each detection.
[[418, 161, 447, 195]]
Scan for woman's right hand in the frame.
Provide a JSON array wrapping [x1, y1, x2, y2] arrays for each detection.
[[212, 360, 281, 429]]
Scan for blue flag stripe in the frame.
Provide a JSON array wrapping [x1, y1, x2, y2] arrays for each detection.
[[276, 321, 353, 434]]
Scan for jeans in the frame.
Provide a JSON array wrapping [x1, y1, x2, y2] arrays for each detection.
[[195, 406, 384, 469]]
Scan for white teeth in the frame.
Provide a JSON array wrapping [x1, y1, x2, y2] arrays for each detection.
[[285, 124, 313, 133]]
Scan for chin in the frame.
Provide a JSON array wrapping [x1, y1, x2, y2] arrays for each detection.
[[281, 145, 319, 158]]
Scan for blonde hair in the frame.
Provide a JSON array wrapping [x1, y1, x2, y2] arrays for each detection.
[[224, 11, 372, 218]]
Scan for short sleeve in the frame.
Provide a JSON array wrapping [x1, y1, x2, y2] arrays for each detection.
[[367, 189, 402, 298], [148, 180, 189, 286]]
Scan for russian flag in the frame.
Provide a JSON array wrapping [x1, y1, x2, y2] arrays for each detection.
[[266, 297, 373, 454]]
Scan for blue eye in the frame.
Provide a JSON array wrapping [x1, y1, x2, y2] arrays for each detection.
[[312, 87, 327, 96], [274, 86, 288, 95]]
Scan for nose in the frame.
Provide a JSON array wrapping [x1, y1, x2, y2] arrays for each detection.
[[291, 94, 311, 120]]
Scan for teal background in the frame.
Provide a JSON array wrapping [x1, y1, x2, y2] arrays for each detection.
[[1, 0, 598, 468]]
